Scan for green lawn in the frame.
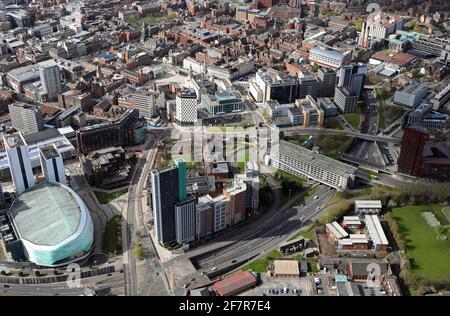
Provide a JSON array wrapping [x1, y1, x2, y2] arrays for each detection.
[[94, 189, 127, 204], [102, 216, 122, 253], [315, 132, 352, 159], [242, 259, 270, 273], [308, 260, 319, 273], [289, 224, 315, 241], [392, 205, 450, 279], [275, 170, 307, 185], [343, 113, 361, 130], [242, 249, 282, 272]]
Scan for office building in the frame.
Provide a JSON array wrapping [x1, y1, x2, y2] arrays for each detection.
[[201, 90, 245, 116], [132, 90, 155, 119], [76, 108, 147, 154], [3, 133, 35, 195], [175, 88, 197, 126], [250, 69, 299, 104], [432, 83, 450, 110], [298, 74, 320, 100], [295, 96, 325, 127], [397, 127, 428, 177], [39, 144, 66, 185], [265, 140, 357, 190], [334, 87, 358, 114], [338, 64, 367, 97], [175, 197, 196, 244], [393, 83, 427, 108], [0, 128, 75, 181], [8, 102, 45, 135], [309, 47, 352, 69], [39, 60, 62, 101], [317, 67, 336, 98], [402, 102, 450, 131], [81, 147, 131, 189], [317, 97, 338, 117]]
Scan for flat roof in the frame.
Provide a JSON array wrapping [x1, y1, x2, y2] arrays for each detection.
[[355, 200, 382, 209], [273, 260, 300, 276], [279, 141, 357, 177], [10, 182, 83, 246]]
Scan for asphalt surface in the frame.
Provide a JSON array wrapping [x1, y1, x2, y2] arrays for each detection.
[[171, 185, 336, 294]]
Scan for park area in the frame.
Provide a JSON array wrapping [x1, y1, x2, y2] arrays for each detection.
[[392, 204, 450, 279], [125, 12, 177, 29]]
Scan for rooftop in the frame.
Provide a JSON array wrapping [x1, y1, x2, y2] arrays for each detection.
[[273, 260, 300, 276], [10, 182, 84, 246], [278, 140, 357, 177]]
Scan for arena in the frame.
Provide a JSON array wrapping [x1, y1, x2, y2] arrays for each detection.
[[9, 182, 94, 267]]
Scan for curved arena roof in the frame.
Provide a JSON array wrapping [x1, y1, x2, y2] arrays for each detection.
[[10, 182, 93, 266]]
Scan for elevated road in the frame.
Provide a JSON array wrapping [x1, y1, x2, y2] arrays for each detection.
[[281, 127, 401, 145]]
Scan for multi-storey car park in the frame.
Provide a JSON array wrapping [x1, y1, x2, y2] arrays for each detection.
[[265, 140, 357, 190]]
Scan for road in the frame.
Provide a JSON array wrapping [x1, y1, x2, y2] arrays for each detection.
[[171, 184, 336, 294], [281, 127, 400, 144], [122, 131, 170, 296], [0, 271, 125, 296]]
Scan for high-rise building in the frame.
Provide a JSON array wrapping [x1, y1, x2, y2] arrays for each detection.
[[39, 144, 66, 184], [39, 60, 62, 101], [151, 165, 179, 245], [223, 184, 247, 225], [317, 67, 336, 98], [334, 87, 358, 114], [175, 197, 196, 244], [298, 75, 320, 100], [0, 182, 5, 210], [338, 64, 367, 97], [3, 133, 35, 195], [8, 102, 45, 135], [397, 128, 428, 177], [175, 88, 197, 126], [151, 160, 190, 245], [132, 90, 155, 119]]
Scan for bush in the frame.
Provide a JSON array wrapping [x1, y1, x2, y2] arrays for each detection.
[[134, 244, 144, 260]]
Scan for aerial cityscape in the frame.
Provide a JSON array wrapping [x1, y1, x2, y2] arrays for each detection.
[[0, 0, 449, 300]]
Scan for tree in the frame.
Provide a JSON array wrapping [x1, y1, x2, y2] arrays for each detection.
[[134, 244, 144, 260], [354, 19, 364, 31]]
